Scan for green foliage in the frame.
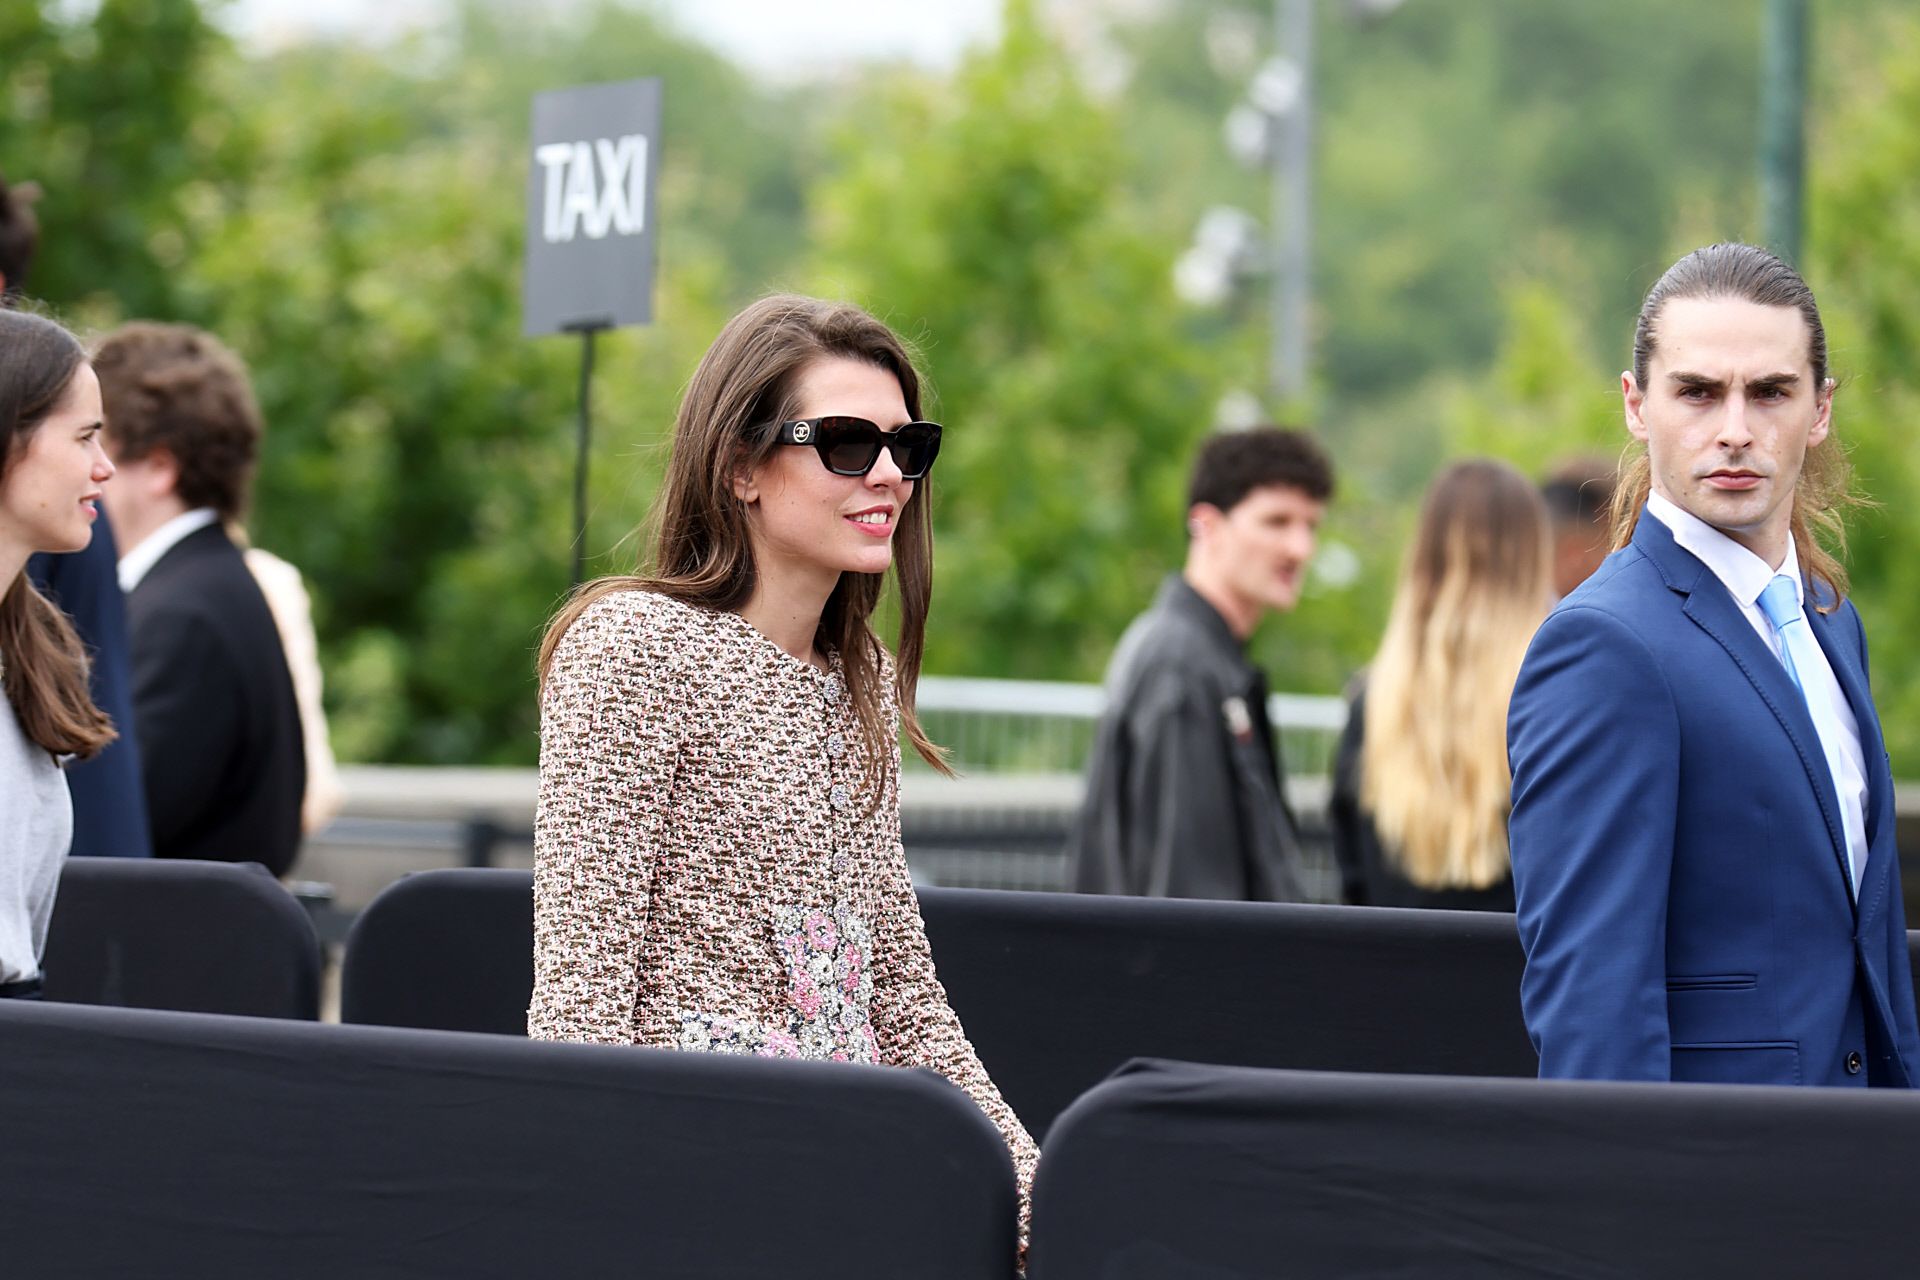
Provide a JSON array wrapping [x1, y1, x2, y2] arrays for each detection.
[[0, 0, 223, 319], [1442, 280, 1624, 471]]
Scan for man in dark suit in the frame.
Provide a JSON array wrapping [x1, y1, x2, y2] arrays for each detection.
[[1508, 244, 1920, 1087], [94, 323, 305, 877]]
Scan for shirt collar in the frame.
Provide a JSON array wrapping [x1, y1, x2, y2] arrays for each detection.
[[118, 508, 220, 593], [1645, 491, 1801, 611]]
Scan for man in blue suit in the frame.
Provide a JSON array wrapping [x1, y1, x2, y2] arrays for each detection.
[[1508, 243, 1920, 1087]]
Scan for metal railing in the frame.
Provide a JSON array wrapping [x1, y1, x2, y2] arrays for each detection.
[[300, 678, 1353, 921], [911, 675, 1346, 778]]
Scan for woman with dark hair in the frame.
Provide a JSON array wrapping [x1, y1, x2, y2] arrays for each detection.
[[0, 310, 118, 998], [1330, 458, 1552, 910], [528, 295, 1037, 1229]]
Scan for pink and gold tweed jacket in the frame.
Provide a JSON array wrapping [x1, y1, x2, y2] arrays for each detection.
[[528, 589, 1037, 1214]]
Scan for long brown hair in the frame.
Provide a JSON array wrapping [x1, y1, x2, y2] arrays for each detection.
[[1361, 459, 1551, 888], [539, 294, 951, 779], [0, 309, 114, 758], [1609, 242, 1858, 612]]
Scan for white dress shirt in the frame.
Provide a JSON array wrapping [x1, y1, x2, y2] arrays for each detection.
[[1647, 492, 1870, 892], [117, 507, 220, 594]]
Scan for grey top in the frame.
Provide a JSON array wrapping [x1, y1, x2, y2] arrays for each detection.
[[1068, 574, 1306, 902], [0, 691, 71, 984]]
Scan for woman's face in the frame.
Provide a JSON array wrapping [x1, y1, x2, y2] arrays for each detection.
[[736, 356, 917, 588], [0, 363, 113, 558]]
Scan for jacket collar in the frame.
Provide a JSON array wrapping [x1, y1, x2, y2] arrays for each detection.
[[1155, 573, 1251, 660]]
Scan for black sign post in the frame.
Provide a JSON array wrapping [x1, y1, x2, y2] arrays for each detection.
[[523, 77, 661, 586]]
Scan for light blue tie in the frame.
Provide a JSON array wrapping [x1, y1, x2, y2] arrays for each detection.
[[1757, 574, 1864, 893]]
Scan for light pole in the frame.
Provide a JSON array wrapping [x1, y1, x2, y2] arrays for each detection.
[[1758, 0, 1807, 264], [1269, 0, 1312, 405], [1177, 1, 1408, 416]]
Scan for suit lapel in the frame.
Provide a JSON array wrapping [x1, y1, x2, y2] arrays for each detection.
[[1635, 515, 1856, 904], [1807, 604, 1894, 926]]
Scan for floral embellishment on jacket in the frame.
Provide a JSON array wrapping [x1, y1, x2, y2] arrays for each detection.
[[675, 902, 879, 1065]]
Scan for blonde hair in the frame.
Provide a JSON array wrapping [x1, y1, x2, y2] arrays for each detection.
[[1361, 459, 1551, 889]]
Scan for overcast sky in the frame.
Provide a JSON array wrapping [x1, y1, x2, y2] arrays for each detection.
[[219, 0, 1003, 75]]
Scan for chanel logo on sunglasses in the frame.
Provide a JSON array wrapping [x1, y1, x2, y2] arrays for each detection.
[[792, 423, 812, 443]]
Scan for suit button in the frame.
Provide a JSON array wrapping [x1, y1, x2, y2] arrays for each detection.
[[1846, 1051, 1863, 1075]]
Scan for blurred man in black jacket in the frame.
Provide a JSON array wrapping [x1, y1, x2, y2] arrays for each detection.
[[1069, 428, 1333, 901], [95, 323, 304, 876]]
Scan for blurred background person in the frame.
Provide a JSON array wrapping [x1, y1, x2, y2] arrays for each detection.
[[1330, 458, 1551, 910], [1070, 427, 1333, 903], [3, 169, 151, 859], [232, 525, 341, 836], [0, 172, 42, 303], [0, 310, 118, 998], [94, 322, 305, 875], [1542, 454, 1617, 601]]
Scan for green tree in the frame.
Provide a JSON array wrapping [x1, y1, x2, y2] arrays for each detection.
[[0, 0, 226, 319]]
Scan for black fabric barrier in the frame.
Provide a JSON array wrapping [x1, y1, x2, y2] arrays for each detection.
[[41, 856, 320, 1018], [342, 866, 535, 1033], [1029, 1058, 1920, 1279], [919, 888, 1535, 1135], [0, 1000, 1018, 1279], [340, 872, 1533, 1134]]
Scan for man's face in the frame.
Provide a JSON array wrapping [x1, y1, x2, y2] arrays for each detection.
[[1196, 483, 1324, 615], [1624, 296, 1830, 560]]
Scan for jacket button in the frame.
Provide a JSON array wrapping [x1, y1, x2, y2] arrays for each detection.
[[1846, 1051, 1863, 1075]]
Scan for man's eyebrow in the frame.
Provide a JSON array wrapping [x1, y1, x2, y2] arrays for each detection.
[[1664, 371, 1802, 390]]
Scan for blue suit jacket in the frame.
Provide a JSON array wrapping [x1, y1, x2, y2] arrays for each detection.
[[1508, 508, 1920, 1087]]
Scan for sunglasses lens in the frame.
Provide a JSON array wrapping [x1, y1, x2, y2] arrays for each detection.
[[889, 423, 941, 478], [816, 418, 883, 475]]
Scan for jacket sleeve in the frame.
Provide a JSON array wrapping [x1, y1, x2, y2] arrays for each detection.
[[1508, 605, 1679, 1081], [1845, 605, 1920, 1076], [1329, 690, 1370, 906], [527, 596, 681, 1044], [867, 730, 1038, 1258], [1125, 677, 1247, 899]]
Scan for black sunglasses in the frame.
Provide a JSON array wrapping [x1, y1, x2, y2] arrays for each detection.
[[773, 417, 943, 479]]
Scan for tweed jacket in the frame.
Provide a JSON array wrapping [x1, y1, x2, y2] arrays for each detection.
[[528, 589, 1038, 1203]]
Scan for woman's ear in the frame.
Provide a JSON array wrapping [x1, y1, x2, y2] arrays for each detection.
[[729, 450, 759, 505]]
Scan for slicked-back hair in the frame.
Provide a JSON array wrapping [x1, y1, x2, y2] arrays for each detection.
[[1187, 426, 1333, 519], [91, 322, 264, 523], [539, 294, 951, 788], [1610, 243, 1857, 611], [0, 310, 115, 758]]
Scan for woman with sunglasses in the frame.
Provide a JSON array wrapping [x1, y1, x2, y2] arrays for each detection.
[[529, 295, 1037, 1245], [0, 309, 118, 1001]]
